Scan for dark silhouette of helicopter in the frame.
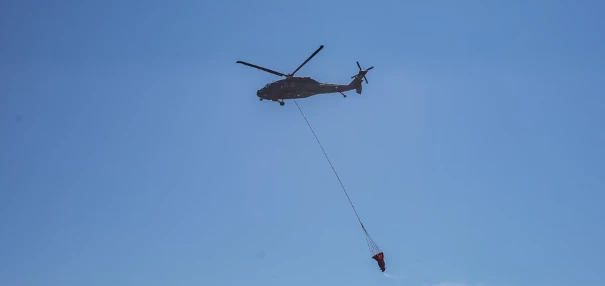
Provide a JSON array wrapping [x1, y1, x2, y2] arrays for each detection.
[[236, 45, 374, 106]]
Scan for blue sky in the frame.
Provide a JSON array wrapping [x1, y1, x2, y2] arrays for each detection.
[[1, 0, 604, 286]]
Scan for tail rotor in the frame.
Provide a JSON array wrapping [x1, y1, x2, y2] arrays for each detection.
[[349, 61, 374, 95], [352, 61, 374, 84]]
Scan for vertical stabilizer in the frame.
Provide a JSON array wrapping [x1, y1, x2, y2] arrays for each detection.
[[349, 61, 373, 95]]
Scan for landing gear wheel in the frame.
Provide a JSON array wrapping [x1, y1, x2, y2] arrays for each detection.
[[279, 101, 285, 106]]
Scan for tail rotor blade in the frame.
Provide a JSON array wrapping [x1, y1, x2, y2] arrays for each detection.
[[352, 62, 372, 84], [364, 66, 372, 83]]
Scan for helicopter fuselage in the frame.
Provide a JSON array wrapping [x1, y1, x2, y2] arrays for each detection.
[[256, 77, 356, 101]]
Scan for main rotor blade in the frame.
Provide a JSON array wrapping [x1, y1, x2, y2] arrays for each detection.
[[290, 45, 324, 76], [357, 61, 362, 70], [236, 61, 286, 77]]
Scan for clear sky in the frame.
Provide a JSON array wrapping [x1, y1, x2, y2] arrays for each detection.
[[1, 1, 604, 286]]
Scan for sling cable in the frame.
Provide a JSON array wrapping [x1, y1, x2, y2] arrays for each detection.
[[294, 100, 386, 273]]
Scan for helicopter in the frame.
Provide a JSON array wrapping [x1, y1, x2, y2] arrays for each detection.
[[236, 45, 374, 106]]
